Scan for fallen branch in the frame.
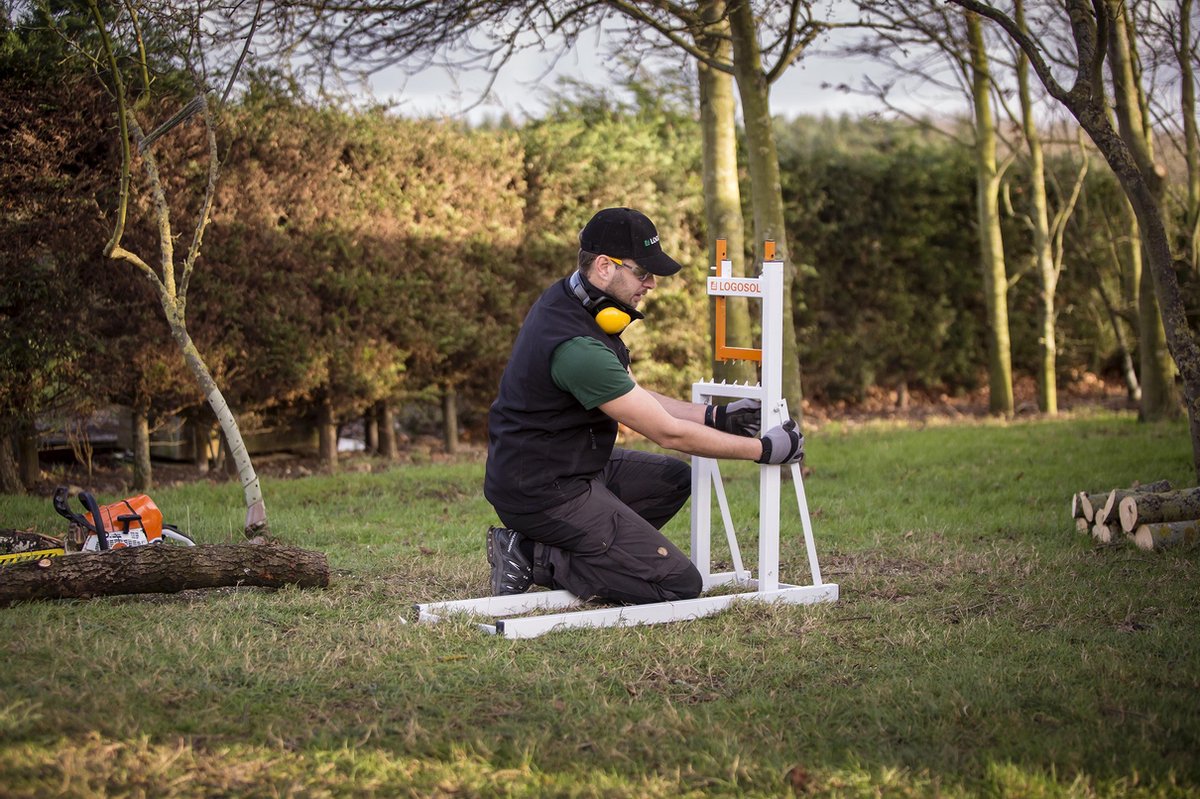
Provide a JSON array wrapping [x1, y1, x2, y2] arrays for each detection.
[[0, 541, 328, 607]]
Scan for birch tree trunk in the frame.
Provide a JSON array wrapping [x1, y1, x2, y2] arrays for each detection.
[[1108, 0, 1181, 421], [698, 0, 755, 386], [166, 308, 268, 535], [968, 13, 1014, 417], [1016, 0, 1057, 414]]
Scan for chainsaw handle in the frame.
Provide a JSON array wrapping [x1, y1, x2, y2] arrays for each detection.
[[77, 492, 110, 551], [53, 486, 81, 524]]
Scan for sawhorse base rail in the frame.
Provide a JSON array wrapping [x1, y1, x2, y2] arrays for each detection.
[[415, 575, 838, 640]]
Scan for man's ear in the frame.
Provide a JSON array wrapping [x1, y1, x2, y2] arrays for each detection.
[[593, 255, 616, 286]]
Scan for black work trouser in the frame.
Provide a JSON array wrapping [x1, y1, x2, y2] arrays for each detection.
[[496, 449, 702, 604]]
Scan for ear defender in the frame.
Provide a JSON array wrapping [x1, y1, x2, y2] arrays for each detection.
[[594, 306, 632, 334], [568, 271, 639, 334]]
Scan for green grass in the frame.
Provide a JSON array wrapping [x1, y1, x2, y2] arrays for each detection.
[[1, 411, 1198, 797]]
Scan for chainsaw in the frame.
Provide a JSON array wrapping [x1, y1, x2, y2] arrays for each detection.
[[52, 487, 195, 552]]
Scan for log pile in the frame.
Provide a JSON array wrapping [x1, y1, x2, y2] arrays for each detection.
[[1069, 481, 1200, 551]]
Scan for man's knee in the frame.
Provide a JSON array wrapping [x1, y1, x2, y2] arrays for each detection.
[[664, 558, 703, 601]]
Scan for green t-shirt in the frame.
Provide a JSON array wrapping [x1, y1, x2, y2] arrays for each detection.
[[550, 337, 636, 409]]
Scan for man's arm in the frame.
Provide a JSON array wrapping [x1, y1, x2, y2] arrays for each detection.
[[645, 388, 761, 437], [644, 389, 706, 424], [602, 386, 762, 460]]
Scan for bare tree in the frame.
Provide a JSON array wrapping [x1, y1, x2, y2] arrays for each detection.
[[65, 0, 269, 535], [949, 0, 1199, 474], [846, 2, 1019, 414], [1012, 0, 1089, 415]]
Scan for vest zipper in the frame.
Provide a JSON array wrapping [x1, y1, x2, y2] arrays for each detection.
[[589, 429, 596, 450]]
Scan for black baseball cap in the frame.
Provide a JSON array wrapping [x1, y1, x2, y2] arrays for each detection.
[[579, 208, 683, 276]]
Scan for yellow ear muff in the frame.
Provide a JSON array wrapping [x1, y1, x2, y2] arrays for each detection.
[[594, 306, 632, 334]]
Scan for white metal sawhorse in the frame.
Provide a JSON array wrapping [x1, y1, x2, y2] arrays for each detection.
[[414, 239, 837, 638]]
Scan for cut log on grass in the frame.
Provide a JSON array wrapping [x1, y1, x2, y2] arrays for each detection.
[[1091, 522, 1122, 545], [0, 542, 329, 608], [1100, 481, 1175, 526], [1076, 517, 1090, 533], [1119, 486, 1200, 533], [1133, 520, 1200, 551], [1078, 492, 1111, 522]]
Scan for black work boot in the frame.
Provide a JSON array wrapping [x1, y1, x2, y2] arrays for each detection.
[[486, 526, 533, 595]]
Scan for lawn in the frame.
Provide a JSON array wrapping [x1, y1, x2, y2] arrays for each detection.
[[0, 411, 1197, 797]]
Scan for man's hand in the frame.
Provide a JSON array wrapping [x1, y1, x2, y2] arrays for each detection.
[[756, 420, 805, 465], [705, 398, 762, 437]]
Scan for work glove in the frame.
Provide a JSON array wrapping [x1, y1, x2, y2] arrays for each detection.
[[756, 420, 805, 465], [705, 398, 762, 437]]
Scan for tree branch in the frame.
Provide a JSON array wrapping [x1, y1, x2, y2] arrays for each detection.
[[945, 0, 1072, 104]]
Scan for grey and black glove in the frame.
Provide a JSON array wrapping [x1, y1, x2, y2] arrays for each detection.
[[705, 398, 762, 437], [757, 420, 805, 465]]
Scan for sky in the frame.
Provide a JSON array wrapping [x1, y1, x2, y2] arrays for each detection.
[[364, 18, 966, 124]]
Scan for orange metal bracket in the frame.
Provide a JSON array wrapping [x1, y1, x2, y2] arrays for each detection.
[[713, 238, 763, 363]]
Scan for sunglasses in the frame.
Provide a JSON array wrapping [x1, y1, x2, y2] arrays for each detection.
[[608, 256, 655, 282]]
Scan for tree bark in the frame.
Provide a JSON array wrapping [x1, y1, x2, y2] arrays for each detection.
[[442, 384, 458, 454], [377, 400, 398, 461], [1133, 520, 1200, 551], [698, 0, 756, 386], [1108, 0, 1181, 421], [1181, 0, 1199, 271], [318, 397, 337, 472], [17, 421, 39, 489], [365, 406, 380, 455], [0, 542, 329, 607], [0, 430, 24, 495], [1119, 486, 1200, 531], [728, 0, 804, 423], [131, 401, 152, 491], [968, 13, 1014, 417], [1016, 0, 1058, 415], [1093, 274, 1141, 402]]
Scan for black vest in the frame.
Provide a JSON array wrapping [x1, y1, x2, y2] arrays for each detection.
[[484, 277, 631, 514]]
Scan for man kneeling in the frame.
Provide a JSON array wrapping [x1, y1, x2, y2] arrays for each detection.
[[483, 208, 804, 604]]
